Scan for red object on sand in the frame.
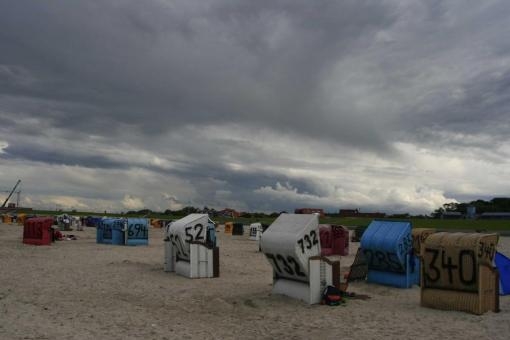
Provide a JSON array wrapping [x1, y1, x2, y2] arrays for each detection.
[[23, 217, 54, 245], [320, 225, 350, 256]]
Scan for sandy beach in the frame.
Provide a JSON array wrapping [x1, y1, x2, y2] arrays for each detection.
[[1, 222, 509, 340]]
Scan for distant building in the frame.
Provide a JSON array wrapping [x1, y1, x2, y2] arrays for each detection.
[[218, 208, 240, 218], [441, 211, 463, 219], [294, 208, 325, 217], [339, 209, 386, 218], [339, 209, 358, 217], [466, 206, 476, 219], [479, 212, 510, 220]]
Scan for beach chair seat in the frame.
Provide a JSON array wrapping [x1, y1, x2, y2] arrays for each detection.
[[361, 220, 419, 288]]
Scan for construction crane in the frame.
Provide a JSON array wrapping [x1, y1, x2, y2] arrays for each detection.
[[1, 179, 21, 208]]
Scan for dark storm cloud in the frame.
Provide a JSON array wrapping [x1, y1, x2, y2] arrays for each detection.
[[1, 143, 125, 170], [2, 1, 510, 214], [169, 164, 322, 212], [366, 1, 510, 150], [1, 119, 322, 212], [170, 160, 321, 193], [415, 70, 510, 135], [0, 0, 397, 152], [392, 68, 510, 160]]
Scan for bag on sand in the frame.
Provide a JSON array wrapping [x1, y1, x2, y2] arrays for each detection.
[[322, 285, 343, 306]]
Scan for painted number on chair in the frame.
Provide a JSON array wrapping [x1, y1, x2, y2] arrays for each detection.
[[169, 234, 188, 260], [184, 224, 204, 242], [297, 230, 319, 254], [128, 223, 148, 239], [169, 223, 206, 261], [478, 241, 496, 262], [423, 248, 477, 290], [265, 253, 306, 278], [397, 234, 413, 257], [363, 249, 405, 273]]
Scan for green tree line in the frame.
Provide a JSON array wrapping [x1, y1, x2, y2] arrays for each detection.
[[432, 197, 510, 217]]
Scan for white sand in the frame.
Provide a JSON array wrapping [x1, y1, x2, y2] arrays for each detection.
[[1, 222, 509, 340]]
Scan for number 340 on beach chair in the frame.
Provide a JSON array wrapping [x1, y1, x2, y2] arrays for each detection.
[[420, 232, 500, 315]]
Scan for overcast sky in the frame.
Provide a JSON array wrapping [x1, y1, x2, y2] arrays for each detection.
[[1, 0, 509, 215]]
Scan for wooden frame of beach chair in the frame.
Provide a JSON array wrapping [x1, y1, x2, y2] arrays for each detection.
[[421, 261, 500, 315]]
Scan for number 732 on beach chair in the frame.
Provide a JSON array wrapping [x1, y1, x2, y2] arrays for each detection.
[[260, 213, 341, 304]]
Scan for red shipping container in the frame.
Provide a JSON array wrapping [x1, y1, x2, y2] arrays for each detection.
[[23, 217, 54, 245]]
